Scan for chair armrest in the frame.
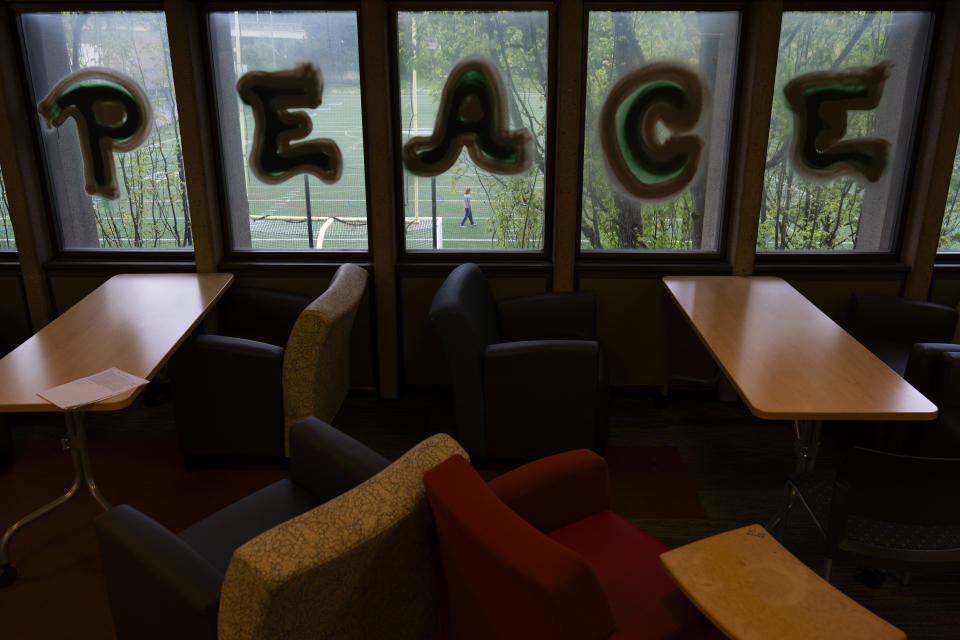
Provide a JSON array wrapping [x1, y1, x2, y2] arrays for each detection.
[[94, 505, 222, 640], [936, 351, 960, 409], [846, 293, 957, 344], [169, 335, 285, 458], [904, 342, 960, 400], [288, 416, 390, 500], [177, 334, 285, 368], [497, 292, 596, 341], [220, 287, 312, 346], [488, 449, 611, 532]]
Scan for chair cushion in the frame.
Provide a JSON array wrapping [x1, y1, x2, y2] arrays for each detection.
[[547, 510, 679, 627], [179, 478, 322, 574], [846, 516, 960, 552], [789, 472, 960, 553]]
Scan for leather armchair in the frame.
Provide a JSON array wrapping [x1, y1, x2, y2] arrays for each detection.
[[423, 450, 722, 639], [899, 342, 960, 455], [94, 417, 390, 640], [845, 292, 957, 376], [170, 263, 368, 461], [429, 263, 607, 459]]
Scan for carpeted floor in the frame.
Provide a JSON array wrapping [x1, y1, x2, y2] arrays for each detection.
[[1, 386, 958, 639], [605, 445, 706, 519]]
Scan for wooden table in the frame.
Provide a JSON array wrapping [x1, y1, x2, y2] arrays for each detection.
[[660, 525, 905, 640], [0, 273, 232, 586], [662, 276, 936, 471]]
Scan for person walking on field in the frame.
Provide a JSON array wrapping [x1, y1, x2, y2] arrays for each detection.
[[461, 187, 475, 227]]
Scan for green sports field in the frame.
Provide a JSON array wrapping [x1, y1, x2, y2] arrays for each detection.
[[238, 86, 543, 251]]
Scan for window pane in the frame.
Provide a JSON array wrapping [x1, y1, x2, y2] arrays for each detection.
[[20, 11, 191, 250], [938, 138, 960, 251], [758, 11, 932, 253], [397, 11, 548, 251], [582, 11, 739, 252], [0, 166, 13, 250], [209, 11, 367, 251]]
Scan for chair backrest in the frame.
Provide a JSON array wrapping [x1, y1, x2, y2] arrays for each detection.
[[220, 287, 312, 347], [423, 454, 616, 640], [282, 263, 368, 452], [428, 263, 500, 456], [218, 433, 468, 640], [826, 447, 960, 567], [832, 447, 960, 527], [846, 292, 957, 345]]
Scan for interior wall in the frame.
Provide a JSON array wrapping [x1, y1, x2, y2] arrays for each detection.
[[929, 269, 960, 307], [8, 266, 951, 392], [0, 272, 31, 353]]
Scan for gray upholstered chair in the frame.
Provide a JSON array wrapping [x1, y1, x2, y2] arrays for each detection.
[[897, 342, 960, 456], [429, 262, 607, 459], [845, 292, 957, 376], [782, 447, 960, 584], [844, 293, 958, 451], [170, 263, 368, 461], [216, 432, 468, 640], [94, 417, 391, 640]]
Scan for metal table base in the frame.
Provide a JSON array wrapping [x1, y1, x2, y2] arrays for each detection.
[[0, 411, 110, 587], [766, 419, 822, 535]]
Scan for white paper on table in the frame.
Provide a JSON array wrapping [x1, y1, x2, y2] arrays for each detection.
[[37, 367, 151, 409]]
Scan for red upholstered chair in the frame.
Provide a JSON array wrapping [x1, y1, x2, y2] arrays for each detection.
[[423, 451, 722, 639]]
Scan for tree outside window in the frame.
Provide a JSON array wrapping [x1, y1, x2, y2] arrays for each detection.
[[581, 11, 740, 252], [20, 11, 191, 250], [397, 10, 548, 251], [938, 140, 960, 252], [0, 168, 13, 250], [758, 11, 932, 253]]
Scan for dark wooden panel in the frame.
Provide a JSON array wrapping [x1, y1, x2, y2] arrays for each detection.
[[0, 274, 32, 353]]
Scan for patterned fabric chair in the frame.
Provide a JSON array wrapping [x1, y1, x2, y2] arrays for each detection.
[[95, 417, 391, 640], [783, 447, 960, 581], [423, 450, 723, 639], [218, 432, 468, 640], [171, 263, 368, 460], [429, 262, 607, 459]]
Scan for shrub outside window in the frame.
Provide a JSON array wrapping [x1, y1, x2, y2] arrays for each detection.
[[209, 11, 368, 251], [938, 137, 960, 252], [757, 11, 933, 253], [0, 167, 13, 250], [581, 11, 740, 252], [20, 11, 191, 250], [397, 10, 549, 251]]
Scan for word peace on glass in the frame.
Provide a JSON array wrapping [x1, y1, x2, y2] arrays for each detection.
[[39, 59, 892, 202]]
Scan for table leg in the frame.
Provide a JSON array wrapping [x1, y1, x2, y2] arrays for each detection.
[[67, 411, 111, 510], [793, 419, 822, 473], [0, 411, 111, 587], [767, 419, 823, 538]]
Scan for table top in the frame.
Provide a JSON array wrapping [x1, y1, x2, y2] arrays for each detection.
[[0, 273, 233, 412], [662, 276, 937, 421], [660, 525, 905, 640]]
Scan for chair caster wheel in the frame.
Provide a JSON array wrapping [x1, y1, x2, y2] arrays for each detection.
[[0, 563, 17, 587], [858, 567, 886, 589]]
